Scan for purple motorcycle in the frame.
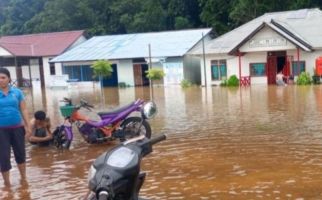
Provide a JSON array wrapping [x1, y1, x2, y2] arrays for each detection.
[[53, 98, 157, 149]]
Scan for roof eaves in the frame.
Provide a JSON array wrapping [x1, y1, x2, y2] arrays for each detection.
[[270, 19, 313, 51], [184, 28, 212, 55], [228, 22, 266, 55]]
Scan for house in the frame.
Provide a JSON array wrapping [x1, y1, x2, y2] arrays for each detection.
[[0, 30, 86, 87], [51, 28, 212, 87], [188, 8, 322, 86]]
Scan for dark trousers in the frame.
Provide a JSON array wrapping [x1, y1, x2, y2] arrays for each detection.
[[0, 127, 26, 172]]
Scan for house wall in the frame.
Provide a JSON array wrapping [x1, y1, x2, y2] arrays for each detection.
[[163, 57, 183, 85], [67, 36, 87, 50], [118, 59, 135, 86], [240, 26, 296, 52], [201, 49, 322, 86], [287, 49, 322, 75], [40, 57, 62, 86], [0, 47, 12, 56]]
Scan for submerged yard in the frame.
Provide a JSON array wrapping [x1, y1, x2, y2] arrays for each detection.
[[1, 84, 322, 199]]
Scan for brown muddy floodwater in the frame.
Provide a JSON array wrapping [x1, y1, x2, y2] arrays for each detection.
[[1, 83, 322, 199]]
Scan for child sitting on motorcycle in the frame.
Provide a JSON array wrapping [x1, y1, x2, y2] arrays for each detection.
[[28, 110, 53, 146]]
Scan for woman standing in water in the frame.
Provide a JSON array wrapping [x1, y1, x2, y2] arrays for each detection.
[[0, 67, 31, 187]]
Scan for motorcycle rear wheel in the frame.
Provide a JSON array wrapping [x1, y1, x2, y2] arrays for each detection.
[[121, 117, 152, 139]]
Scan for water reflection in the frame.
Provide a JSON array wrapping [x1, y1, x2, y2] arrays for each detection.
[[1, 84, 322, 199]]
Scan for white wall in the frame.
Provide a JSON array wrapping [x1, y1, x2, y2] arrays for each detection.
[[241, 52, 267, 84], [117, 59, 135, 86], [163, 57, 183, 85], [0, 47, 12, 56], [287, 49, 322, 76], [240, 26, 296, 52], [67, 36, 87, 50]]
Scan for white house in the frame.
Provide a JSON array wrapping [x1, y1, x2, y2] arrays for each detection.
[[189, 8, 322, 86], [51, 28, 212, 87], [0, 30, 86, 87]]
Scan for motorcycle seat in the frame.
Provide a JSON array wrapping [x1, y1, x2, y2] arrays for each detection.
[[97, 101, 136, 116]]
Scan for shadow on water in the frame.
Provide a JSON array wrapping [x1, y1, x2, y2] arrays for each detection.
[[2, 84, 322, 199]]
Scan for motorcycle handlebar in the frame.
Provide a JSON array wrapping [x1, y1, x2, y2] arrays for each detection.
[[149, 134, 166, 146]]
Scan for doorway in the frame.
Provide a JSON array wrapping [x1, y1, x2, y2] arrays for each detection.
[[267, 51, 289, 84], [133, 63, 150, 86]]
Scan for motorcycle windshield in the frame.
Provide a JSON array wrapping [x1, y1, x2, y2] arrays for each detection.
[[106, 147, 135, 168]]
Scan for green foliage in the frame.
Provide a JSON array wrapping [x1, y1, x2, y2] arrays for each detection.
[[227, 75, 239, 86], [91, 60, 113, 78], [118, 82, 131, 88], [296, 72, 312, 85], [1, 0, 322, 36], [312, 75, 321, 84], [220, 77, 228, 86], [221, 75, 239, 87], [180, 79, 192, 88], [145, 68, 165, 81]]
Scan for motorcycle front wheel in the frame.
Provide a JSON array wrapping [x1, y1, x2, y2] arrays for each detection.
[[121, 117, 152, 139], [53, 127, 72, 149]]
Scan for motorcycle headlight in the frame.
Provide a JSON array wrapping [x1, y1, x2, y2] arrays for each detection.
[[142, 101, 157, 119], [87, 165, 97, 183]]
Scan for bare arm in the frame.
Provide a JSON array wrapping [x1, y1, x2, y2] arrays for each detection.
[[28, 135, 52, 142], [27, 118, 53, 142], [20, 100, 31, 139]]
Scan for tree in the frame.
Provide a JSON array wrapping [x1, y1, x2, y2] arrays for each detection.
[[199, 0, 234, 36], [91, 60, 113, 89], [146, 68, 165, 100]]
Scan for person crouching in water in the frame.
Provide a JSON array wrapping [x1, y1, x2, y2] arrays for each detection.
[[28, 110, 53, 146]]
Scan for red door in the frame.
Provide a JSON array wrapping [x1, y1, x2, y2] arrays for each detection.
[[133, 64, 143, 86], [267, 56, 277, 84]]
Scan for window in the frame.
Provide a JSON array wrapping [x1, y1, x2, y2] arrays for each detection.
[[250, 63, 266, 77], [63, 65, 94, 81], [49, 63, 56, 75], [211, 60, 227, 80], [292, 61, 305, 76]]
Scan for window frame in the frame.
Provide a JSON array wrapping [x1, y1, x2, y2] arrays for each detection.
[[249, 62, 266, 77], [291, 61, 305, 76], [211, 59, 227, 81]]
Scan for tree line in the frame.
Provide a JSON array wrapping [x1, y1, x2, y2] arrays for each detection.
[[0, 0, 321, 37]]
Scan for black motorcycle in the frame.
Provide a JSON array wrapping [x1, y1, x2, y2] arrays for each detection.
[[87, 134, 166, 200]]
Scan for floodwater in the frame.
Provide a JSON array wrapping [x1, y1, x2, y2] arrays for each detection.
[[1, 82, 322, 199]]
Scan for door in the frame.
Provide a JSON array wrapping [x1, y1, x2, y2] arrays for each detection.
[[267, 56, 277, 84], [133, 64, 143, 86]]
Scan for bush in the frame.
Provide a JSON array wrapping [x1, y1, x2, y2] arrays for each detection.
[[220, 77, 228, 86], [145, 68, 165, 80], [180, 79, 192, 88], [296, 72, 312, 85], [118, 82, 130, 88], [226, 75, 239, 87]]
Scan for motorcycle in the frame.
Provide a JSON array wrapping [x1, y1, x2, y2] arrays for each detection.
[[53, 98, 157, 149], [87, 134, 166, 200]]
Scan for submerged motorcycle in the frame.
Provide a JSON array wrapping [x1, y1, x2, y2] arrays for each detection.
[[53, 98, 157, 149], [87, 134, 166, 200]]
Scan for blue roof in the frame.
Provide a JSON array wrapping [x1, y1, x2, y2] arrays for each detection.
[[51, 28, 212, 62]]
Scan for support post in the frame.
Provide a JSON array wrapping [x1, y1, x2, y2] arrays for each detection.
[[202, 33, 207, 87], [148, 44, 153, 100]]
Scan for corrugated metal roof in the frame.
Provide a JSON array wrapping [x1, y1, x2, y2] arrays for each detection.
[[0, 30, 85, 56], [51, 28, 212, 62], [189, 8, 322, 55]]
